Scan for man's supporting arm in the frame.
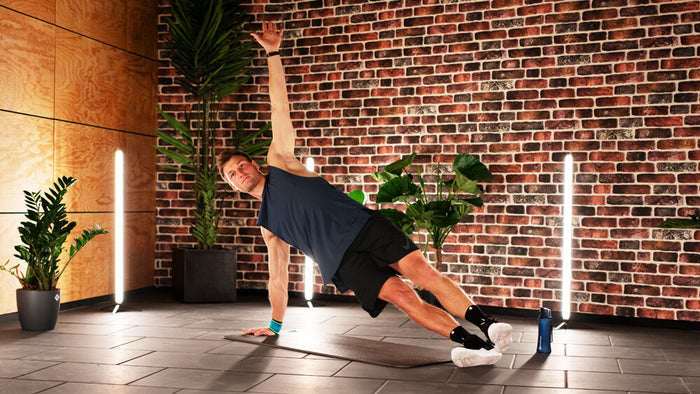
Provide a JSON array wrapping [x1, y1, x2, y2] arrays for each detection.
[[263, 228, 289, 325], [242, 228, 289, 336]]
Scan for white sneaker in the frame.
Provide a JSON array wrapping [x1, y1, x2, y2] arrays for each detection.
[[451, 347, 502, 367], [487, 322, 513, 352]]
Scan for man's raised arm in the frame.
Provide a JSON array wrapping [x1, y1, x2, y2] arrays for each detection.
[[252, 22, 296, 166]]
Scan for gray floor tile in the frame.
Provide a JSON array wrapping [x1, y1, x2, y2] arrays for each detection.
[[124, 351, 247, 370], [40, 382, 177, 393], [336, 361, 454, 382], [115, 337, 225, 353], [227, 355, 348, 375], [1, 292, 698, 394], [662, 347, 700, 363], [513, 353, 620, 372], [131, 367, 271, 391], [0, 344, 57, 360], [610, 331, 700, 349], [568, 371, 689, 393], [12, 332, 139, 349], [0, 378, 62, 393], [24, 347, 150, 364], [209, 340, 306, 358], [21, 362, 161, 385], [51, 322, 133, 335], [108, 315, 202, 328], [0, 359, 58, 378], [450, 367, 566, 388], [504, 341, 566, 355], [249, 374, 385, 394], [619, 358, 700, 377], [115, 325, 211, 339], [522, 329, 611, 346], [377, 380, 504, 393], [503, 388, 625, 394], [566, 344, 666, 360], [683, 376, 700, 394]]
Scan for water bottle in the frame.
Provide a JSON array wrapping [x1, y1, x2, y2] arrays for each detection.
[[537, 307, 553, 353]]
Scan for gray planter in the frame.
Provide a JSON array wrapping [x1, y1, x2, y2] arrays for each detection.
[[16, 289, 61, 331], [172, 248, 237, 303]]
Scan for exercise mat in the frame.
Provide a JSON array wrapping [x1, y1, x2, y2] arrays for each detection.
[[224, 331, 451, 368]]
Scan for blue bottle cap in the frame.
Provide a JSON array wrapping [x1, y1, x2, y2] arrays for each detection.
[[539, 307, 552, 318]]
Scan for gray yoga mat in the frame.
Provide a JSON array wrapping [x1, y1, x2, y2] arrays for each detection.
[[225, 331, 451, 368]]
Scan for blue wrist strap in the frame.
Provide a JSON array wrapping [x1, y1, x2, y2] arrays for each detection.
[[268, 318, 282, 334]]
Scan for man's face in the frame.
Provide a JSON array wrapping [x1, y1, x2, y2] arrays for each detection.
[[222, 155, 263, 193]]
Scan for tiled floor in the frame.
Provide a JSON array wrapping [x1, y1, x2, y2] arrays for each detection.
[[1, 290, 699, 393]]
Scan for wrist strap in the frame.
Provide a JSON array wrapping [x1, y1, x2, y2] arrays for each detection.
[[267, 51, 280, 57], [268, 318, 282, 334]]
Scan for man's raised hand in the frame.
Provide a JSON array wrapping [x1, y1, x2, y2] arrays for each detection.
[[252, 21, 282, 54]]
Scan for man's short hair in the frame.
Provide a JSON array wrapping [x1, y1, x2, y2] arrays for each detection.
[[217, 150, 253, 178]]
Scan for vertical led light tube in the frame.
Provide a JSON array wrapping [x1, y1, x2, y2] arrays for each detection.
[[304, 158, 315, 306], [561, 154, 573, 321], [114, 150, 125, 313]]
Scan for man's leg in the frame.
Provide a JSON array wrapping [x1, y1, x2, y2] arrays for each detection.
[[378, 275, 501, 367], [390, 250, 513, 352]]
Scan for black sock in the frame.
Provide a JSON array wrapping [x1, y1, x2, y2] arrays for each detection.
[[465, 305, 494, 334], [449, 326, 493, 350]]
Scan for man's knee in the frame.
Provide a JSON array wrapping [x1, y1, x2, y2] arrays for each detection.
[[378, 278, 421, 310]]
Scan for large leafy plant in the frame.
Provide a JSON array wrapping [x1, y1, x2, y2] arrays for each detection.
[[1, 176, 108, 290], [370, 153, 494, 272], [156, 0, 270, 249]]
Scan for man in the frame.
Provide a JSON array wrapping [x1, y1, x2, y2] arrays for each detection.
[[218, 22, 512, 367]]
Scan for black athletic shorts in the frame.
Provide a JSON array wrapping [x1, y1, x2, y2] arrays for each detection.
[[332, 210, 419, 317]]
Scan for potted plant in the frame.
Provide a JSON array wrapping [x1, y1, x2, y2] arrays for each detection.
[[156, 0, 270, 302], [1, 176, 107, 330], [369, 153, 494, 272]]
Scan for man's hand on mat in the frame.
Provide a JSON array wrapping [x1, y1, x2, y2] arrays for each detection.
[[242, 327, 277, 336], [252, 21, 282, 54]]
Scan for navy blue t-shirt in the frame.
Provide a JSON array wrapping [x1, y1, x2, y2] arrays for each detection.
[[257, 166, 370, 284]]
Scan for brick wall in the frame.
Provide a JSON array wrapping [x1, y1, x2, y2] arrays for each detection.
[[157, 0, 700, 322]]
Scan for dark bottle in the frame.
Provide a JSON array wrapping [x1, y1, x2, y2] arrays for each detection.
[[537, 307, 552, 353]]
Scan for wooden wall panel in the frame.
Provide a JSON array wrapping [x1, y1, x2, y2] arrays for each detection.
[[123, 133, 157, 213], [0, 0, 55, 23], [0, 215, 23, 315], [0, 7, 54, 118], [127, 0, 158, 60], [59, 213, 113, 302], [0, 1, 158, 317], [55, 122, 156, 213], [56, 0, 126, 49], [126, 53, 158, 135], [55, 121, 118, 212], [59, 212, 155, 302], [55, 30, 127, 130], [0, 112, 54, 212]]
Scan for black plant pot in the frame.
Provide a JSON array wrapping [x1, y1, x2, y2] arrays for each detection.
[[172, 248, 237, 303], [16, 289, 61, 331]]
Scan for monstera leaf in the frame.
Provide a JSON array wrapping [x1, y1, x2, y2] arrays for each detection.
[[376, 175, 421, 204]]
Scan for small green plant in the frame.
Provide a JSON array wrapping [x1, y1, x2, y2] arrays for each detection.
[[369, 153, 494, 271], [659, 209, 700, 228], [1, 176, 108, 290]]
